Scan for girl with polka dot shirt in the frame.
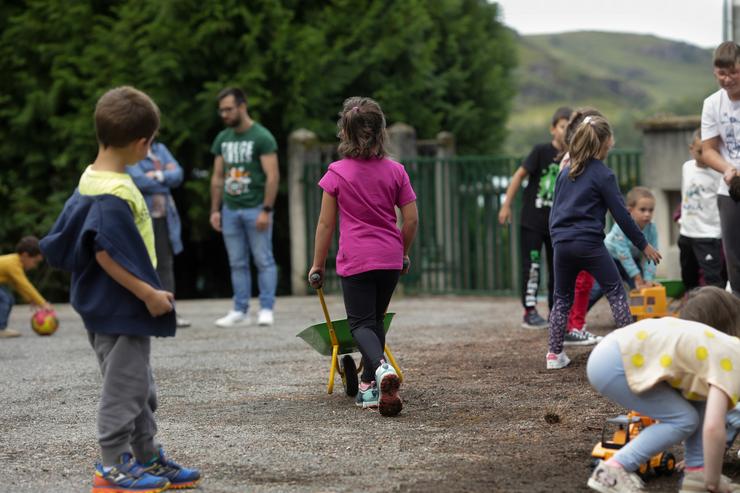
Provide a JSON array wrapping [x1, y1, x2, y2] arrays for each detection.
[[586, 287, 740, 493]]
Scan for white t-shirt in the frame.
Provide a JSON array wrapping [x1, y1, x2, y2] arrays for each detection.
[[680, 159, 722, 238], [701, 88, 740, 196]]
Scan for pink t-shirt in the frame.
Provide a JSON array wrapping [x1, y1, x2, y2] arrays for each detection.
[[318, 157, 417, 277]]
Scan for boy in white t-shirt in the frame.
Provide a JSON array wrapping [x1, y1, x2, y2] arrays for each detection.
[[701, 41, 740, 297], [679, 129, 727, 291]]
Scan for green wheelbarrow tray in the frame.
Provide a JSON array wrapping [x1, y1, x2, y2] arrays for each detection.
[[297, 313, 395, 356]]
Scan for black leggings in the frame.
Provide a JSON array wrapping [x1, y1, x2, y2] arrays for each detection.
[[548, 240, 633, 354], [340, 269, 400, 383]]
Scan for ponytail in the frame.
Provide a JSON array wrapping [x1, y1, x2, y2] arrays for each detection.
[[567, 115, 612, 179]]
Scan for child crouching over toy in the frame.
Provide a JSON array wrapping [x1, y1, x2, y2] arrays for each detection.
[[587, 286, 740, 493]]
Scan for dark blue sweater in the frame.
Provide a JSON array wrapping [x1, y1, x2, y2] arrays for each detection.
[[40, 191, 176, 337], [549, 159, 647, 251]]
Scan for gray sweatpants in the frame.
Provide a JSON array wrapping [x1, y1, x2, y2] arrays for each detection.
[[719, 195, 740, 297], [88, 332, 159, 466]]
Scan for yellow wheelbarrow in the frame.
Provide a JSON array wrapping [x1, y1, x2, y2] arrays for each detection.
[[297, 274, 403, 396]]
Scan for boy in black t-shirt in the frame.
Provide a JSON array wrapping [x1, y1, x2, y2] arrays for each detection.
[[498, 107, 572, 329]]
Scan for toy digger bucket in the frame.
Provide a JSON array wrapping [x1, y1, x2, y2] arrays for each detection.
[[299, 272, 403, 394]]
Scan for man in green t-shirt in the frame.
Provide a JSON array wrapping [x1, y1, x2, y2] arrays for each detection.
[[209, 87, 280, 327]]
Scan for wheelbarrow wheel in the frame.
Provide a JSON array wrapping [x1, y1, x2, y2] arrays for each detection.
[[341, 355, 359, 397]]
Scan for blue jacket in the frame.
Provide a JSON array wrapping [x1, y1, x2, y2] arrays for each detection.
[[126, 142, 184, 255], [40, 191, 176, 337], [605, 222, 659, 281], [549, 158, 647, 251]]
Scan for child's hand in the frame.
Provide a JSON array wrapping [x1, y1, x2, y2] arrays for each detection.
[[498, 205, 511, 225], [643, 244, 661, 265], [144, 289, 174, 317], [308, 267, 324, 289]]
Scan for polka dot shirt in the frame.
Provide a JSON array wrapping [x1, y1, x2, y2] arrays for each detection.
[[613, 317, 740, 405]]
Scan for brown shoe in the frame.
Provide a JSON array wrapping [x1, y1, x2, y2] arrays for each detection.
[[0, 328, 21, 338]]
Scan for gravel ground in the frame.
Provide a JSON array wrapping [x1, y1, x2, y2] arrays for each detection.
[[3, 294, 737, 493]]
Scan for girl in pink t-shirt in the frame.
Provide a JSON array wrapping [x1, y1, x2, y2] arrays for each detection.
[[308, 97, 418, 417]]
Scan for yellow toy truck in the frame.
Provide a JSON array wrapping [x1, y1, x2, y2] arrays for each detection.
[[628, 280, 685, 321], [591, 411, 676, 477]]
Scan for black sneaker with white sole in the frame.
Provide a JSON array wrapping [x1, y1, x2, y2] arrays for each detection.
[[564, 328, 602, 346], [521, 310, 548, 330]]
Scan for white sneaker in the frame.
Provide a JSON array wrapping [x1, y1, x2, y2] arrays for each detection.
[[375, 361, 402, 416], [546, 351, 571, 370], [588, 460, 644, 492], [679, 470, 740, 492], [176, 316, 191, 328], [215, 310, 250, 327], [257, 309, 274, 326]]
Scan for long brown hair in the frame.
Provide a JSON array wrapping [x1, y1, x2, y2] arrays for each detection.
[[680, 286, 740, 336], [567, 115, 611, 180], [337, 96, 388, 160]]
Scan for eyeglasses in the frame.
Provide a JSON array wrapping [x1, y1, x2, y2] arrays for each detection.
[[713, 67, 740, 79]]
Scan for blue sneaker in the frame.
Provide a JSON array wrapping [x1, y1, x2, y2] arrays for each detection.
[[375, 362, 402, 417], [355, 382, 379, 408], [92, 453, 170, 493], [139, 447, 201, 490]]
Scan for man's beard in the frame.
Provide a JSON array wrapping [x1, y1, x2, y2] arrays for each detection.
[[225, 115, 243, 128]]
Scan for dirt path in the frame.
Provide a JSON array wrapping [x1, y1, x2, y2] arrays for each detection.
[[2, 295, 739, 492]]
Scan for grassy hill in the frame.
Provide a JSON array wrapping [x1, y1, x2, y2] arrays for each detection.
[[505, 31, 716, 154]]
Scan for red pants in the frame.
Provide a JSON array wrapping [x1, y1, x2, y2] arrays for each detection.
[[567, 271, 594, 331]]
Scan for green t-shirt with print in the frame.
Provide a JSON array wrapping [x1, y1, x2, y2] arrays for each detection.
[[210, 122, 278, 209]]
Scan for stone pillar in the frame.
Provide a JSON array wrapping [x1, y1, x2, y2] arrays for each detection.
[[725, 0, 740, 41], [639, 116, 701, 280], [387, 122, 417, 161], [288, 129, 320, 295], [434, 131, 455, 290]]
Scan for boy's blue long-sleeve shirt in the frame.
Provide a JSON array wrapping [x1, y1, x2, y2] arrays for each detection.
[[549, 158, 647, 252], [40, 191, 176, 337], [604, 222, 658, 281]]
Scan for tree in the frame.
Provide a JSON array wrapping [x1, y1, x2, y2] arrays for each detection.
[[0, 0, 516, 300]]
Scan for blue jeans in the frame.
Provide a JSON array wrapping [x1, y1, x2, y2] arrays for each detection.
[[221, 206, 277, 312], [0, 287, 14, 330], [726, 405, 740, 447], [587, 336, 705, 470]]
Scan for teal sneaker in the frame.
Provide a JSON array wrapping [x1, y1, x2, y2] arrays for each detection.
[[375, 362, 402, 417], [355, 382, 379, 408]]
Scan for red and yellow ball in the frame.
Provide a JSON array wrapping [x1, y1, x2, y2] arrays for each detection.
[[31, 309, 59, 336]]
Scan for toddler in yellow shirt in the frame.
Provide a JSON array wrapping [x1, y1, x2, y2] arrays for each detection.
[[0, 236, 52, 338]]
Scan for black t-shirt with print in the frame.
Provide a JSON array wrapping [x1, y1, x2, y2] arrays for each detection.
[[520, 142, 561, 234]]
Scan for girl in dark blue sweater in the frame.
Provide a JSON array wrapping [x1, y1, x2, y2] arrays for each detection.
[[547, 115, 661, 369]]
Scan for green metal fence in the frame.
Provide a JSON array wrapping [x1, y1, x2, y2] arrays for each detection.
[[303, 150, 641, 295]]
